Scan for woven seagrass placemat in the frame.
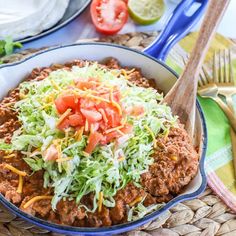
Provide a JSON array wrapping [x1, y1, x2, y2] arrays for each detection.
[[1, 32, 236, 236]]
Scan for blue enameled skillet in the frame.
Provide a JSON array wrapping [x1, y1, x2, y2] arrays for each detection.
[[0, 0, 208, 235]]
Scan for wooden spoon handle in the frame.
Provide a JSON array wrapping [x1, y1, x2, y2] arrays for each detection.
[[163, 0, 230, 136]]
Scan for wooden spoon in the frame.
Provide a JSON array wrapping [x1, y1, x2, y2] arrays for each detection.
[[162, 0, 230, 137]]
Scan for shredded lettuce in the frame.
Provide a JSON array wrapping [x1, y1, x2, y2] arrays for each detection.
[[0, 140, 12, 150], [8, 63, 177, 217], [127, 198, 164, 222], [23, 156, 44, 172]]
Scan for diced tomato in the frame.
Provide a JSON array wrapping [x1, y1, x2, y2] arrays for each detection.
[[90, 0, 128, 35], [61, 94, 78, 110], [81, 109, 102, 122], [55, 94, 78, 114], [102, 124, 133, 144], [68, 113, 84, 127], [96, 101, 107, 110], [85, 131, 103, 154], [55, 97, 68, 114], [76, 81, 95, 90], [89, 122, 100, 132], [120, 124, 133, 134], [113, 89, 121, 102], [126, 105, 145, 116], [80, 98, 95, 109], [98, 108, 108, 123], [101, 131, 120, 145], [57, 118, 70, 130], [105, 107, 121, 127], [44, 144, 58, 161], [54, 78, 128, 148], [101, 92, 110, 101]]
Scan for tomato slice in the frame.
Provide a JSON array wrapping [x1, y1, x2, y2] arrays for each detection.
[[85, 131, 103, 154], [90, 0, 128, 35], [81, 109, 102, 122]]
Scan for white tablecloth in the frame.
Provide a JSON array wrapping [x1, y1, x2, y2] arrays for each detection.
[[24, 0, 236, 50]]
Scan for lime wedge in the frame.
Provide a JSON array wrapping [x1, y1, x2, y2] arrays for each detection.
[[128, 0, 165, 25]]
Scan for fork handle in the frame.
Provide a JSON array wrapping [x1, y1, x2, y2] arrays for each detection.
[[213, 97, 236, 133], [226, 96, 235, 113], [226, 96, 236, 178], [230, 128, 236, 179]]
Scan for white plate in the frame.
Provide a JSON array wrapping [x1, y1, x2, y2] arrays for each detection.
[[0, 0, 91, 42]]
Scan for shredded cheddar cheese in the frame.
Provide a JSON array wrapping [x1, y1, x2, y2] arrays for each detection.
[[120, 69, 129, 80], [73, 90, 110, 103], [129, 196, 143, 207], [121, 89, 130, 99], [3, 153, 16, 159], [104, 125, 125, 134], [43, 93, 55, 104], [85, 119, 89, 132], [4, 164, 27, 177], [144, 125, 157, 148], [23, 196, 53, 209], [121, 116, 127, 125], [109, 88, 114, 103], [2, 102, 15, 107], [74, 127, 84, 141], [109, 88, 122, 115], [87, 94, 110, 103], [29, 149, 41, 158], [64, 129, 69, 146], [56, 157, 73, 163], [57, 109, 71, 126], [51, 139, 63, 172], [50, 79, 60, 90], [98, 109, 108, 123], [82, 151, 90, 157], [116, 129, 125, 136], [40, 103, 53, 110], [90, 123, 95, 134], [111, 100, 122, 115], [53, 139, 62, 159], [17, 175, 23, 194], [98, 191, 103, 213], [164, 129, 169, 141], [19, 93, 26, 99]]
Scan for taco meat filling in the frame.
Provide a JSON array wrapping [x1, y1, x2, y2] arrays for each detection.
[[0, 59, 199, 227]]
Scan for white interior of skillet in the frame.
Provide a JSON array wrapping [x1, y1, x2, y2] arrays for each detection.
[[0, 43, 204, 199]]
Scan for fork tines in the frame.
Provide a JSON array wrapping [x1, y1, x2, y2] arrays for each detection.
[[214, 49, 234, 85]]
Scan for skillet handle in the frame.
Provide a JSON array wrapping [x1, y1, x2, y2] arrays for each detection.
[[144, 0, 208, 62]]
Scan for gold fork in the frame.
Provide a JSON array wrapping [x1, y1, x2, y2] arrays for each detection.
[[213, 49, 236, 111], [213, 49, 236, 178], [196, 57, 236, 133], [197, 50, 236, 177]]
